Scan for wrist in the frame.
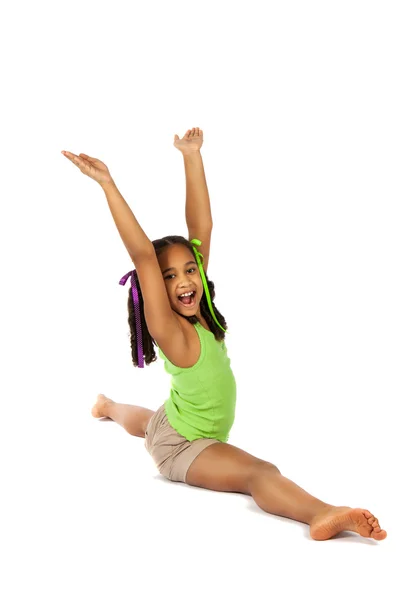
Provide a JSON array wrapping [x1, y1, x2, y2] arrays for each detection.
[[100, 178, 116, 191], [182, 150, 201, 158], [183, 151, 203, 166]]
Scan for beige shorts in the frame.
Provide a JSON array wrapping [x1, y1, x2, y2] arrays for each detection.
[[144, 404, 221, 483]]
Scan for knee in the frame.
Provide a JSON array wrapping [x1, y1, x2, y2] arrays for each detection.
[[251, 460, 281, 480], [262, 460, 280, 474]]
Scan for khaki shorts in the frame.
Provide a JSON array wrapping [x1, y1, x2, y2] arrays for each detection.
[[144, 404, 221, 483]]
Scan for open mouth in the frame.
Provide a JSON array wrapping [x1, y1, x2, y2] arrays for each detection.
[[178, 291, 196, 307]]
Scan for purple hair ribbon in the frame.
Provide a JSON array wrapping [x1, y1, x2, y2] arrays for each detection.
[[119, 270, 144, 368]]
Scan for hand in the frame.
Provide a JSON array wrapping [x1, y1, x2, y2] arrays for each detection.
[[173, 128, 203, 155], [61, 151, 113, 186]]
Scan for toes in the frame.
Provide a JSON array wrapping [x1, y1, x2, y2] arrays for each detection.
[[363, 510, 378, 526], [367, 515, 379, 529], [346, 509, 386, 541], [372, 528, 387, 540], [363, 510, 384, 536]]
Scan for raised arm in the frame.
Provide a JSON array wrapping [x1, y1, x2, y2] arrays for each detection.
[[61, 151, 154, 261], [62, 149, 182, 342], [184, 151, 213, 230], [174, 128, 213, 272], [100, 179, 154, 260], [174, 128, 213, 231]]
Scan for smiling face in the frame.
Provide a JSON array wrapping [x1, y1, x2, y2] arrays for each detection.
[[158, 244, 203, 318]]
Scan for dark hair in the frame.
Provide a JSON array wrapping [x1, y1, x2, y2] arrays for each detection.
[[126, 235, 227, 367]]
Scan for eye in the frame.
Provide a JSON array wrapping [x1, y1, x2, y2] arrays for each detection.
[[165, 268, 196, 280]]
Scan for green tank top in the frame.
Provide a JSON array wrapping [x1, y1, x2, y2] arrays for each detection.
[[158, 321, 237, 442]]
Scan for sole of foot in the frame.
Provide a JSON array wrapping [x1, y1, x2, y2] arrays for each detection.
[[310, 506, 387, 541]]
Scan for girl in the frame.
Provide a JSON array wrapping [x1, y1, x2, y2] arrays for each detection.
[[62, 128, 386, 542]]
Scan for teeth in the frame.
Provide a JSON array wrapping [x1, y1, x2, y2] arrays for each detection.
[[179, 291, 194, 297]]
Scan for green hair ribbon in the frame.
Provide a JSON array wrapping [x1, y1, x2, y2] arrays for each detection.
[[190, 238, 228, 334]]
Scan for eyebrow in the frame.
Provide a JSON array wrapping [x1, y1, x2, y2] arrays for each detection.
[[162, 260, 197, 275]]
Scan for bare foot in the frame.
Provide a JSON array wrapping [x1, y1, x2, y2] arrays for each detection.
[[91, 393, 114, 418], [310, 506, 387, 541]]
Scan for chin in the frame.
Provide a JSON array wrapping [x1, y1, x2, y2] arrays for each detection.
[[181, 306, 198, 315]]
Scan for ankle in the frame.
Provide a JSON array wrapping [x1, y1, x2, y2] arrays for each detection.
[[103, 398, 115, 416], [309, 503, 337, 524]]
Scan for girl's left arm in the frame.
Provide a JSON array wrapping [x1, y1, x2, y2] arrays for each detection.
[[183, 151, 213, 231]]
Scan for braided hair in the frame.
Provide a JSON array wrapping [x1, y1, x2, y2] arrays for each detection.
[[126, 235, 227, 367]]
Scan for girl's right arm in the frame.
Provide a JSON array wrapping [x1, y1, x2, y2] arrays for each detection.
[[62, 150, 154, 260], [100, 179, 154, 260], [62, 149, 185, 346], [99, 175, 184, 343]]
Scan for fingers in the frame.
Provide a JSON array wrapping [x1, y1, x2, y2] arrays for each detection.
[[62, 151, 91, 175], [62, 151, 97, 172], [184, 127, 202, 138], [62, 150, 94, 162], [62, 150, 82, 164], [62, 150, 82, 160], [80, 153, 99, 162]]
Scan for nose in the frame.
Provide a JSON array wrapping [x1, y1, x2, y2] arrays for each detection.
[[179, 278, 194, 290]]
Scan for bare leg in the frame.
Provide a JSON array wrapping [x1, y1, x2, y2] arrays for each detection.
[[185, 443, 387, 541], [248, 465, 387, 540], [249, 465, 332, 525], [91, 394, 155, 438]]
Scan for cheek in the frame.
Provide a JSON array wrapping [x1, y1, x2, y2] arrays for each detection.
[[166, 286, 176, 301]]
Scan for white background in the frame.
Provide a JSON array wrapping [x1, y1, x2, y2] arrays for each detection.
[[1, 1, 414, 598]]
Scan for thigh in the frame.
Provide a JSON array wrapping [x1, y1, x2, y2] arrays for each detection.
[[185, 442, 272, 494]]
